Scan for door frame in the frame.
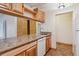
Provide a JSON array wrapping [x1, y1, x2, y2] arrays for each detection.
[[54, 10, 75, 54]]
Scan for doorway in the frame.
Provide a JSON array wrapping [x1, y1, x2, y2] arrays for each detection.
[[55, 12, 73, 44], [55, 12, 73, 55]]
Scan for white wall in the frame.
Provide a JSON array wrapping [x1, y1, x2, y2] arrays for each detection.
[[40, 4, 79, 49], [55, 5, 79, 56], [39, 4, 78, 49], [26, 3, 79, 54], [0, 13, 17, 39], [54, 5, 79, 55], [41, 11, 56, 48], [5, 15, 17, 38], [55, 12, 73, 44], [0, 14, 5, 39], [38, 4, 76, 49]]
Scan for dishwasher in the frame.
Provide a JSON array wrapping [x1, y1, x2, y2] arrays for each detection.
[[37, 37, 46, 56]]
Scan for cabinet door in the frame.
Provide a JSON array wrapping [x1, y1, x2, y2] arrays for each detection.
[[46, 36, 51, 52], [35, 9, 45, 22], [41, 11, 45, 22], [25, 51, 29, 56], [36, 10, 41, 20], [0, 3, 11, 9], [27, 45, 37, 56], [30, 20, 36, 34], [12, 3, 23, 14], [29, 14, 36, 34], [16, 51, 25, 56], [17, 17, 28, 37]]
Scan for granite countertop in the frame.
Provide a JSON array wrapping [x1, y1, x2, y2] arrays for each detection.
[[0, 33, 50, 55]]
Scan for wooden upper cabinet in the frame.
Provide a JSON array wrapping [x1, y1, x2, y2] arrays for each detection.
[[24, 4, 36, 15], [17, 17, 28, 37], [34, 8, 45, 22], [0, 3, 23, 15], [0, 3, 11, 9], [30, 20, 36, 34], [12, 3, 23, 14], [29, 14, 36, 34]]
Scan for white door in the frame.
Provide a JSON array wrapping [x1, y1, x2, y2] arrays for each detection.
[[37, 37, 46, 56], [73, 8, 79, 55], [75, 31, 79, 55]]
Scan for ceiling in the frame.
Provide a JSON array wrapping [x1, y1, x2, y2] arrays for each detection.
[[25, 3, 79, 11]]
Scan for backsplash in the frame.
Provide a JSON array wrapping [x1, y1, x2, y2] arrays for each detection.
[[0, 13, 17, 39]]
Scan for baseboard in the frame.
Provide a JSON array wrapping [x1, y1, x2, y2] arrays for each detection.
[[57, 42, 72, 46]]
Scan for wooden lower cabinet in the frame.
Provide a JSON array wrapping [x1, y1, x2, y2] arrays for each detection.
[[16, 35, 51, 56], [46, 35, 51, 52], [16, 45, 37, 56], [27, 45, 37, 56], [16, 51, 26, 56], [25, 51, 29, 56]]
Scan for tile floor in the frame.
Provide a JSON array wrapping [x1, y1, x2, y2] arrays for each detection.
[[45, 43, 73, 56]]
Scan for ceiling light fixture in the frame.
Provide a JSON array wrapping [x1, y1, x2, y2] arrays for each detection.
[[58, 3, 71, 9], [58, 3, 65, 9]]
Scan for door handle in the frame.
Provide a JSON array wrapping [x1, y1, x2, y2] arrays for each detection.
[[76, 30, 79, 31]]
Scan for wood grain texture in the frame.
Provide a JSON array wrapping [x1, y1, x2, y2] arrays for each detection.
[[17, 17, 28, 37], [46, 36, 51, 52], [16, 45, 37, 56], [16, 51, 25, 56], [0, 4, 43, 23], [45, 43, 73, 56], [0, 3, 11, 9], [12, 3, 23, 14], [24, 5, 36, 14], [30, 14, 36, 34], [35, 8, 45, 22], [27, 45, 37, 56], [30, 20, 36, 34]]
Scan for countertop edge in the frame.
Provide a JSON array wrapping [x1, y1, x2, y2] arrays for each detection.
[[0, 34, 50, 55]]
